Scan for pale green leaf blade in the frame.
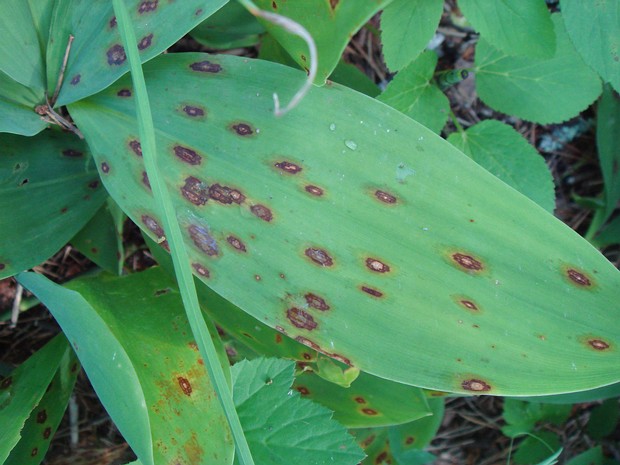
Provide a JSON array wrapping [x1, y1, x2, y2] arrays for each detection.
[[596, 85, 620, 224], [18, 269, 235, 465], [378, 51, 450, 133], [458, 0, 555, 58], [447, 120, 555, 213], [380, 0, 444, 71], [69, 53, 620, 396], [561, 0, 620, 93], [0, 131, 106, 279], [475, 14, 602, 124], [0, 71, 47, 136], [232, 358, 364, 465]]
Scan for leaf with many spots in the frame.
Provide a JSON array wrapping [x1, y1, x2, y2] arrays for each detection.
[[69, 52, 620, 396], [0, 130, 106, 279]]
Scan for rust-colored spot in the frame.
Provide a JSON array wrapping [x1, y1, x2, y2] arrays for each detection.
[[208, 183, 245, 204], [177, 376, 192, 396], [43, 427, 52, 439], [452, 253, 483, 271], [117, 88, 131, 97], [138, 0, 158, 13], [109, 16, 117, 28], [275, 161, 302, 174], [279, 273, 286, 279], [366, 258, 390, 273], [31, 448, 38, 457], [375, 190, 397, 204], [361, 434, 376, 447], [460, 299, 479, 311], [0, 264, 5, 271], [305, 248, 333, 266], [567, 269, 592, 286], [62, 149, 83, 157], [232, 123, 254, 136], [142, 215, 164, 237], [101, 162, 110, 173], [287, 307, 317, 330], [272, 0, 277, 8], [330, 353, 352, 366], [461, 379, 491, 392], [138, 33, 153, 50], [305, 185, 324, 196], [251, 204, 273, 222], [362, 408, 378, 415], [188, 224, 218, 256], [275, 334, 282, 343], [296, 386, 310, 395], [295, 336, 320, 351], [142, 171, 151, 189], [361, 286, 383, 298], [588, 339, 610, 351], [106, 44, 126, 65], [302, 353, 312, 360], [354, 396, 366, 404], [129, 139, 142, 157], [173, 145, 202, 165], [405, 436, 415, 445], [304, 293, 330, 311], [190, 60, 222, 73], [375, 452, 388, 465], [226, 235, 247, 252], [181, 176, 209, 206], [88, 180, 99, 189], [192, 263, 210, 278], [329, 0, 339, 10], [70, 74, 81, 85], [37, 410, 47, 423], [0, 376, 12, 389], [183, 105, 205, 117]]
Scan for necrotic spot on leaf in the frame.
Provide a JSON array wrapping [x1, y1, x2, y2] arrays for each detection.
[[361, 408, 378, 416], [361, 286, 383, 297], [295, 336, 320, 351], [183, 105, 205, 117], [361, 435, 376, 448], [296, 386, 310, 395], [129, 139, 142, 157], [375, 190, 397, 204], [177, 376, 192, 396], [173, 145, 201, 165], [275, 161, 302, 174], [181, 176, 209, 205], [461, 379, 491, 392], [36, 410, 47, 423], [305, 185, 324, 196], [231, 123, 254, 136], [330, 353, 352, 366], [138, 33, 153, 50], [250, 204, 273, 222], [0, 264, 6, 272], [208, 184, 245, 204], [302, 353, 312, 360], [43, 427, 51, 439], [286, 307, 317, 330], [142, 215, 164, 237], [567, 268, 592, 286], [88, 180, 99, 189], [365, 258, 390, 273], [106, 44, 126, 65], [190, 60, 221, 73], [405, 436, 415, 445], [138, 0, 158, 13], [62, 149, 82, 157], [305, 248, 333, 266], [70, 74, 81, 85], [329, 0, 339, 9], [188, 224, 218, 256], [142, 171, 151, 189], [109, 16, 117, 28], [304, 293, 330, 310], [192, 263, 210, 278], [452, 253, 483, 271], [354, 396, 366, 404], [588, 339, 610, 351], [101, 162, 110, 173], [226, 235, 247, 252], [117, 88, 131, 97], [31, 448, 38, 457]]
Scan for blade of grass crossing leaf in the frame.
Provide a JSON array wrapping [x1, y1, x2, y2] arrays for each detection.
[[110, 2, 255, 465]]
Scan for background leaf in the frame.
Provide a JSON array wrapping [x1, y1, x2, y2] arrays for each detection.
[[595, 85, 620, 225], [475, 14, 602, 124], [0, 72, 47, 136], [587, 398, 619, 439]]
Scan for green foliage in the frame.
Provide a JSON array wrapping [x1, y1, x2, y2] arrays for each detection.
[[587, 398, 619, 439], [502, 399, 572, 438], [595, 85, 620, 225]]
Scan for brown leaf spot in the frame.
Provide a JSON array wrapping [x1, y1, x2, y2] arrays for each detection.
[[173, 145, 202, 165], [31, 448, 38, 457], [361, 286, 383, 298], [272, 0, 277, 8], [330, 353, 352, 366], [567, 269, 592, 286], [0, 264, 5, 272], [305, 185, 324, 196], [361, 434, 376, 447], [405, 436, 415, 445], [305, 248, 333, 267], [71, 363, 78, 373], [255, 275, 261, 281], [177, 376, 192, 396], [354, 396, 366, 404], [142, 215, 164, 237], [452, 253, 483, 271], [106, 44, 126, 65], [88, 180, 100, 189], [232, 123, 254, 136], [296, 386, 310, 395], [588, 339, 610, 351], [181, 176, 209, 206], [190, 60, 222, 73], [142, 171, 151, 189], [459, 299, 479, 312], [70, 74, 81, 85], [375, 190, 397, 204], [461, 379, 491, 392], [302, 352, 313, 360], [192, 263, 210, 278], [287, 307, 317, 330], [117, 88, 131, 97], [366, 258, 390, 273], [295, 336, 321, 351], [109, 16, 117, 28], [62, 149, 83, 157], [208, 183, 245, 204], [183, 105, 205, 117], [101, 162, 110, 173], [188, 224, 218, 256], [251, 204, 273, 222], [362, 408, 378, 415], [129, 139, 142, 157], [138, 33, 153, 50], [329, 0, 339, 10], [138, 0, 158, 13], [275, 334, 282, 343], [304, 293, 329, 311], [0, 376, 12, 389], [227, 235, 247, 252], [43, 427, 52, 439], [275, 161, 302, 174], [37, 410, 47, 423]]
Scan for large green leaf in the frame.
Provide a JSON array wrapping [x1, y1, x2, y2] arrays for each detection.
[[0, 130, 106, 279], [0, 71, 48, 136], [18, 269, 234, 465], [69, 53, 620, 396], [475, 14, 602, 124], [561, 0, 620, 93], [458, 0, 555, 58]]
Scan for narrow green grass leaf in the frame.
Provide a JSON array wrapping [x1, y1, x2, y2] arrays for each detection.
[[595, 85, 620, 225], [380, 0, 444, 71], [232, 358, 365, 465], [447, 120, 555, 213], [475, 14, 602, 124]]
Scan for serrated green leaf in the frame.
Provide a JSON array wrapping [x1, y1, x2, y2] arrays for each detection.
[[475, 14, 602, 124], [191, 1, 264, 49], [380, 0, 444, 71], [378, 51, 450, 133], [18, 269, 234, 465], [0, 130, 107, 279], [536, 448, 563, 465], [596, 85, 620, 224], [458, 0, 555, 58], [447, 120, 555, 213], [561, 0, 620, 93], [587, 399, 619, 439], [232, 358, 364, 465], [69, 53, 620, 396]]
